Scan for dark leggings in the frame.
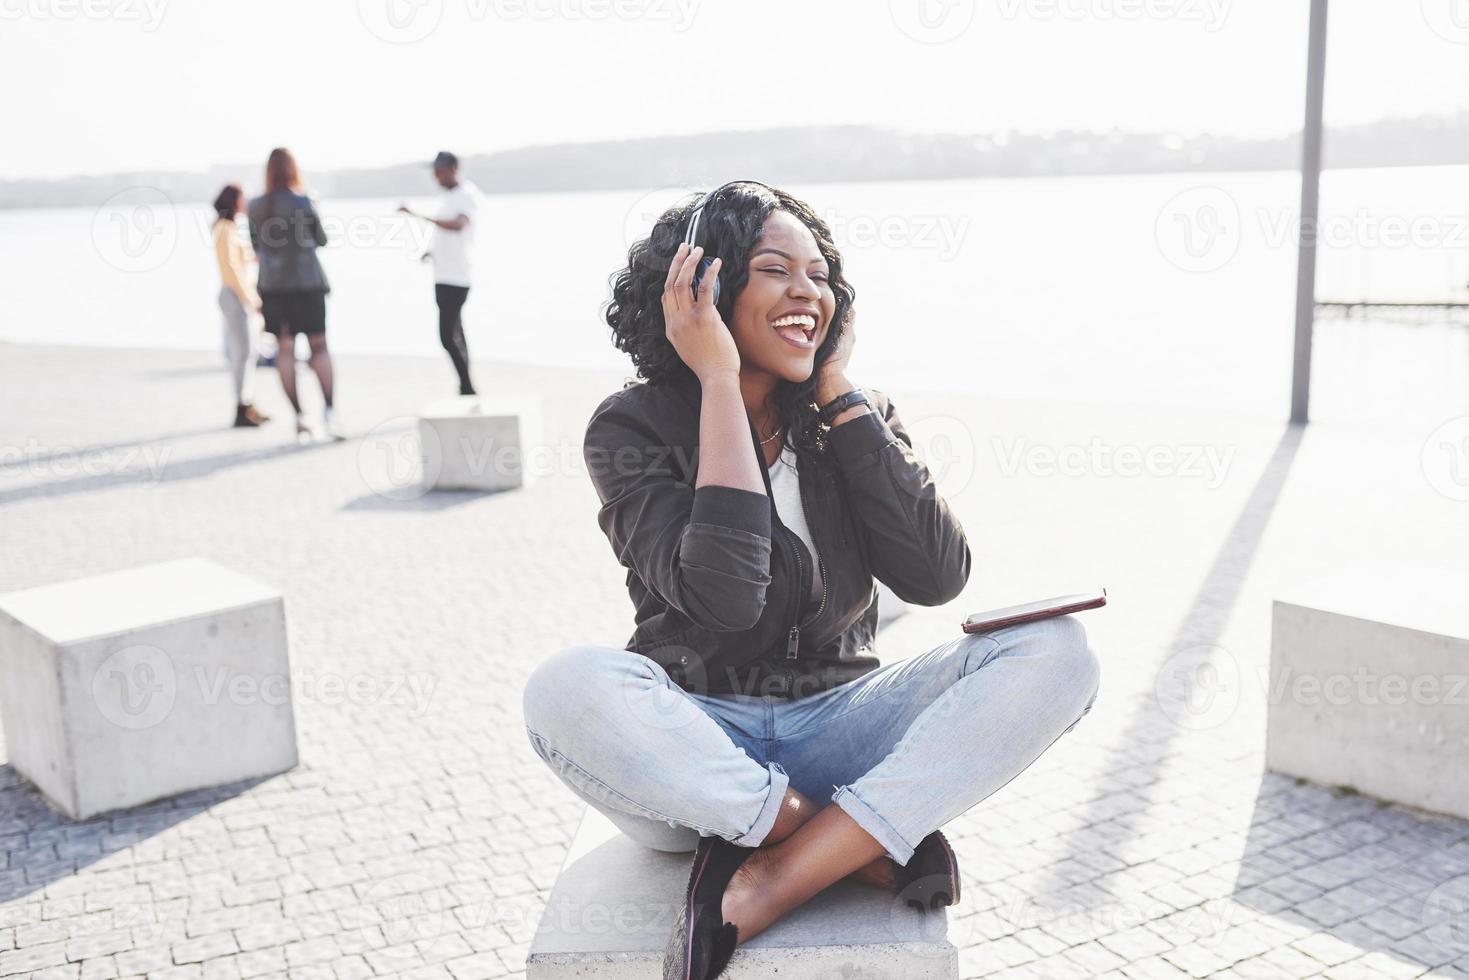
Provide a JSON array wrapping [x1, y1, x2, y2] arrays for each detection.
[[435, 283, 475, 395]]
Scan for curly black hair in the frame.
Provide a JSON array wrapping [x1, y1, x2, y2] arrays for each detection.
[[603, 182, 856, 459]]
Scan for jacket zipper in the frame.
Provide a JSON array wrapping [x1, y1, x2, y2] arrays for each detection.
[[783, 524, 829, 660]]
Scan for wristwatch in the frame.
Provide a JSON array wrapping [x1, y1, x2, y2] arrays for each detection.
[[818, 387, 869, 424]]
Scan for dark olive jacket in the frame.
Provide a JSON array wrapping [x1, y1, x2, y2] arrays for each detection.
[[246, 189, 330, 295], [582, 370, 972, 699]]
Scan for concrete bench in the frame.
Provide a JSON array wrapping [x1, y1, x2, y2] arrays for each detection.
[[1267, 563, 1469, 820], [0, 557, 299, 820], [527, 807, 958, 979], [418, 396, 539, 493]]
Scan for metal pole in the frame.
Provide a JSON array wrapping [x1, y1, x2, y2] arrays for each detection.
[[1291, 0, 1329, 425]]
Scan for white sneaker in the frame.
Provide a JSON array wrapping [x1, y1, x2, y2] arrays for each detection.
[[323, 408, 346, 442]]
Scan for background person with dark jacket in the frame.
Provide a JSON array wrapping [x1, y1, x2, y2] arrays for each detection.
[[521, 182, 1101, 978], [247, 147, 341, 440]]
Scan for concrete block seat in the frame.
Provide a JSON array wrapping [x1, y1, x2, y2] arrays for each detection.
[[527, 807, 959, 979], [0, 557, 298, 820], [1267, 562, 1469, 819], [418, 395, 541, 493]]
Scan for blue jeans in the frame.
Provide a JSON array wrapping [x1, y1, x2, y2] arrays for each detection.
[[521, 615, 1101, 866]]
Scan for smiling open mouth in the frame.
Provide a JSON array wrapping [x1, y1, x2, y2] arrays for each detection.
[[772, 313, 817, 349]]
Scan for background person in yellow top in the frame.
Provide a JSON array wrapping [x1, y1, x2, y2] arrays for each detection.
[[398, 151, 479, 396], [212, 184, 269, 428]]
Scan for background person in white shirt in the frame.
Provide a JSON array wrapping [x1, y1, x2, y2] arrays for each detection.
[[399, 150, 480, 395]]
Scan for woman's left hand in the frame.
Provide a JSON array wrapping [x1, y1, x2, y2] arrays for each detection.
[[817, 307, 857, 399]]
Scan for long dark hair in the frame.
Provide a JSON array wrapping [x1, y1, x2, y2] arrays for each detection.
[[265, 148, 301, 195], [604, 183, 856, 459], [212, 184, 243, 222]]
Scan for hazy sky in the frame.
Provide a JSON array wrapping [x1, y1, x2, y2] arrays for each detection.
[[3, 0, 1467, 180]]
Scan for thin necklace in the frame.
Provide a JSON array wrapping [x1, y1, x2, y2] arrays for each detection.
[[757, 423, 785, 446]]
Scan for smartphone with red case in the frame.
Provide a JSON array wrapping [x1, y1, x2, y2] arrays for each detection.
[[961, 589, 1107, 634]]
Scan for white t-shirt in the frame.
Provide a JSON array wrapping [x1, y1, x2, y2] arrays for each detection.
[[768, 443, 823, 602], [431, 180, 480, 287]]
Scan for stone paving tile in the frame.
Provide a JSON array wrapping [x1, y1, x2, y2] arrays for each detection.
[[2, 345, 1468, 979]]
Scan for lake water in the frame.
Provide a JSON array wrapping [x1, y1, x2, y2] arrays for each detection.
[[3, 168, 1468, 422]]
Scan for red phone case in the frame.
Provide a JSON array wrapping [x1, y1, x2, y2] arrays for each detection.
[[960, 589, 1107, 634]]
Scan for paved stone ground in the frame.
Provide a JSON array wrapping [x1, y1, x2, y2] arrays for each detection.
[[1, 341, 1468, 980]]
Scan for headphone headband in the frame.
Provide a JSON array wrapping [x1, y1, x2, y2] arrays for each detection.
[[682, 179, 776, 248]]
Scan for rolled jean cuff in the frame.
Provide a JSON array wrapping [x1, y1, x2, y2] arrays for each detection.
[[831, 785, 916, 866], [732, 761, 790, 847]]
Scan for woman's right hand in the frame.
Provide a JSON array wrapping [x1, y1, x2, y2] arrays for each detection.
[[662, 243, 740, 381]]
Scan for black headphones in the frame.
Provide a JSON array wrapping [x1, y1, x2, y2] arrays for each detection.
[[682, 179, 777, 307]]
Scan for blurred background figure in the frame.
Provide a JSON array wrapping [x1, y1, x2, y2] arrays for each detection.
[[211, 183, 269, 428], [399, 150, 479, 396], [248, 147, 342, 441]]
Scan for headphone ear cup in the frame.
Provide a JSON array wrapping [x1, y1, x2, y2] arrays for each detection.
[[692, 255, 721, 307]]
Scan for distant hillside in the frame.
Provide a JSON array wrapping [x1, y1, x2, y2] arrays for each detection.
[[4, 113, 1467, 209]]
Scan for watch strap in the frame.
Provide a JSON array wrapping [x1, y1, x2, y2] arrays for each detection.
[[818, 388, 869, 424]]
